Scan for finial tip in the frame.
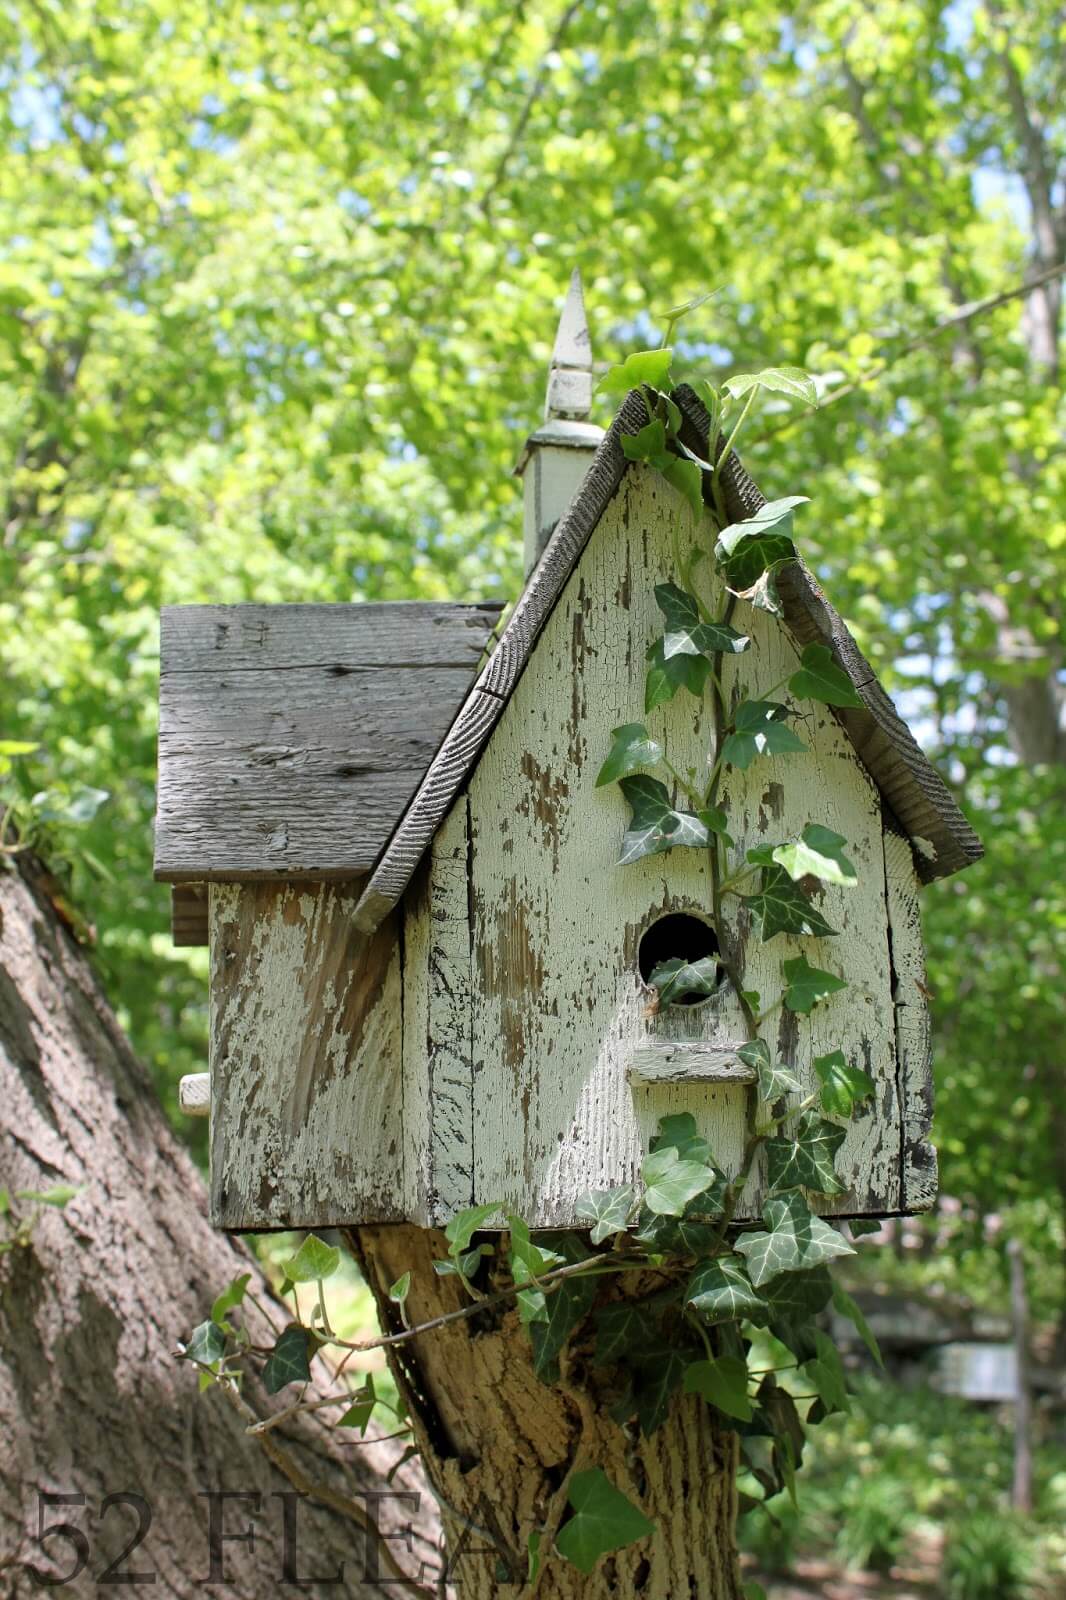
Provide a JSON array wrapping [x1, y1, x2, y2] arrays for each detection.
[[546, 269, 593, 419]]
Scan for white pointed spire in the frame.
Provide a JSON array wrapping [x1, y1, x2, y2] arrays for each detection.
[[544, 269, 594, 420], [516, 269, 604, 577]]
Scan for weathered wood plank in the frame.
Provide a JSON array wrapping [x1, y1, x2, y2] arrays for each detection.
[[171, 884, 208, 946], [156, 602, 501, 883], [628, 1045, 757, 1085], [463, 466, 902, 1226], [162, 601, 501, 672], [402, 802, 475, 1226], [209, 881, 405, 1229], [883, 825, 937, 1212]]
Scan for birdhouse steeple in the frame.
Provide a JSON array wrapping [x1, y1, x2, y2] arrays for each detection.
[[515, 269, 604, 575]]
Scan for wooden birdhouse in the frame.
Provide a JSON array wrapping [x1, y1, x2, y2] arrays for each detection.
[[156, 273, 982, 1233]]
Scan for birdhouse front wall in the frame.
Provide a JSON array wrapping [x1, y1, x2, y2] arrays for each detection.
[[404, 465, 933, 1228]]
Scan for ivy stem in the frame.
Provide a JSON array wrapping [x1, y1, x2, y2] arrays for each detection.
[[689, 1312, 716, 1364], [713, 389, 757, 492], [663, 758, 705, 812], [717, 862, 758, 899]]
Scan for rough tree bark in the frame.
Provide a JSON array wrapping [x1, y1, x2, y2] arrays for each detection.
[[355, 1225, 744, 1600], [0, 855, 440, 1598]]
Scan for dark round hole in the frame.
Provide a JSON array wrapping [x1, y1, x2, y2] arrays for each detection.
[[637, 913, 722, 1006]]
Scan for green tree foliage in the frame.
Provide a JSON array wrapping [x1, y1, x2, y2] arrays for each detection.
[[0, 1, 1062, 1309]]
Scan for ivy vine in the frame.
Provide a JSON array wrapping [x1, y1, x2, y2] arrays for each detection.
[[183, 327, 888, 1590]]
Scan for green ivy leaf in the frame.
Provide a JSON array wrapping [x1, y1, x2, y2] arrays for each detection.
[[773, 824, 857, 887], [516, 1286, 549, 1325], [736, 1193, 855, 1287], [715, 497, 807, 589], [766, 1113, 847, 1195], [683, 1356, 753, 1422], [186, 1319, 226, 1366], [445, 1202, 501, 1258], [339, 1396, 376, 1434], [211, 1273, 251, 1328], [848, 1218, 883, 1238], [698, 804, 733, 845], [575, 1185, 636, 1245], [832, 1284, 884, 1367], [597, 348, 674, 397], [433, 1243, 492, 1279], [632, 1343, 690, 1435], [813, 1050, 876, 1118], [595, 723, 664, 787], [644, 636, 712, 710], [593, 1303, 659, 1366], [653, 389, 683, 438], [685, 1254, 766, 1321], [648, 955, 720, 1005], [621, 418, 667, 460], [508, 1215, 565, 1279], [760, 1263, 835, 1360], [788, 644, 863, 708], [739, 1039, 804, 1102], [742, 866, 838, 940], [263, 1324, 312, 1393], [653, 453, 704, 519], [617, 774, 712, 865], [555, 1467, 655, 1574], [654, 582, 749, 660], [635, 1195, 726, 1255], [388, 1271, 412, 1306], [642, 1147, 719, 1216], [530, 1234, 597, 1381], [723, 367, 818, 406], [802, 1329, 851, 1414], [650, 1112, 714, 1164], [721, 702, 807, 769], [282, 1234, 341, 1283], [757, 1376, 807, 1503], [782, 954, 847, 1015]]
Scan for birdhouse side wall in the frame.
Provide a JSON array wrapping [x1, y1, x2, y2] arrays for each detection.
[[401, 800, 477, 1225], [412, 465, 930, 1227], [883, 826, 936, 1211], [209, 881, 406, 1229]]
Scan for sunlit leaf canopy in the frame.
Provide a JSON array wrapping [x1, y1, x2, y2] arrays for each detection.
[[0, 0, 1063, 1289]]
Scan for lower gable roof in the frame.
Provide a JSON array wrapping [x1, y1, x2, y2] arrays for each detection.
[[352, 385, 982, 934]]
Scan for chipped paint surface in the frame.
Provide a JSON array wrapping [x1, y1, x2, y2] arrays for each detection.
[[883, 828, 937, 1210], [402, 802, 475, 1224], [418, 466, 911, 1226], [209, 881, 404, 1228]]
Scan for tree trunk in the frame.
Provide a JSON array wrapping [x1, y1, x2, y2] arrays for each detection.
[[354, 1224, 744, 1600], [0, 855, 440, 1597]]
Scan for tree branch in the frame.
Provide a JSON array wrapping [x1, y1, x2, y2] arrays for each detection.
[[480, 0, 586, 216]]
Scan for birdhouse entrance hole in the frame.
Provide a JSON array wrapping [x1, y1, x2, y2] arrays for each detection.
[[637, 913, 723, 1005]]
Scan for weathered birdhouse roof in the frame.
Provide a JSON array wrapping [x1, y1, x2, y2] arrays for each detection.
[[154, 600, 502, 882], [351, 385, 982, 933]]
